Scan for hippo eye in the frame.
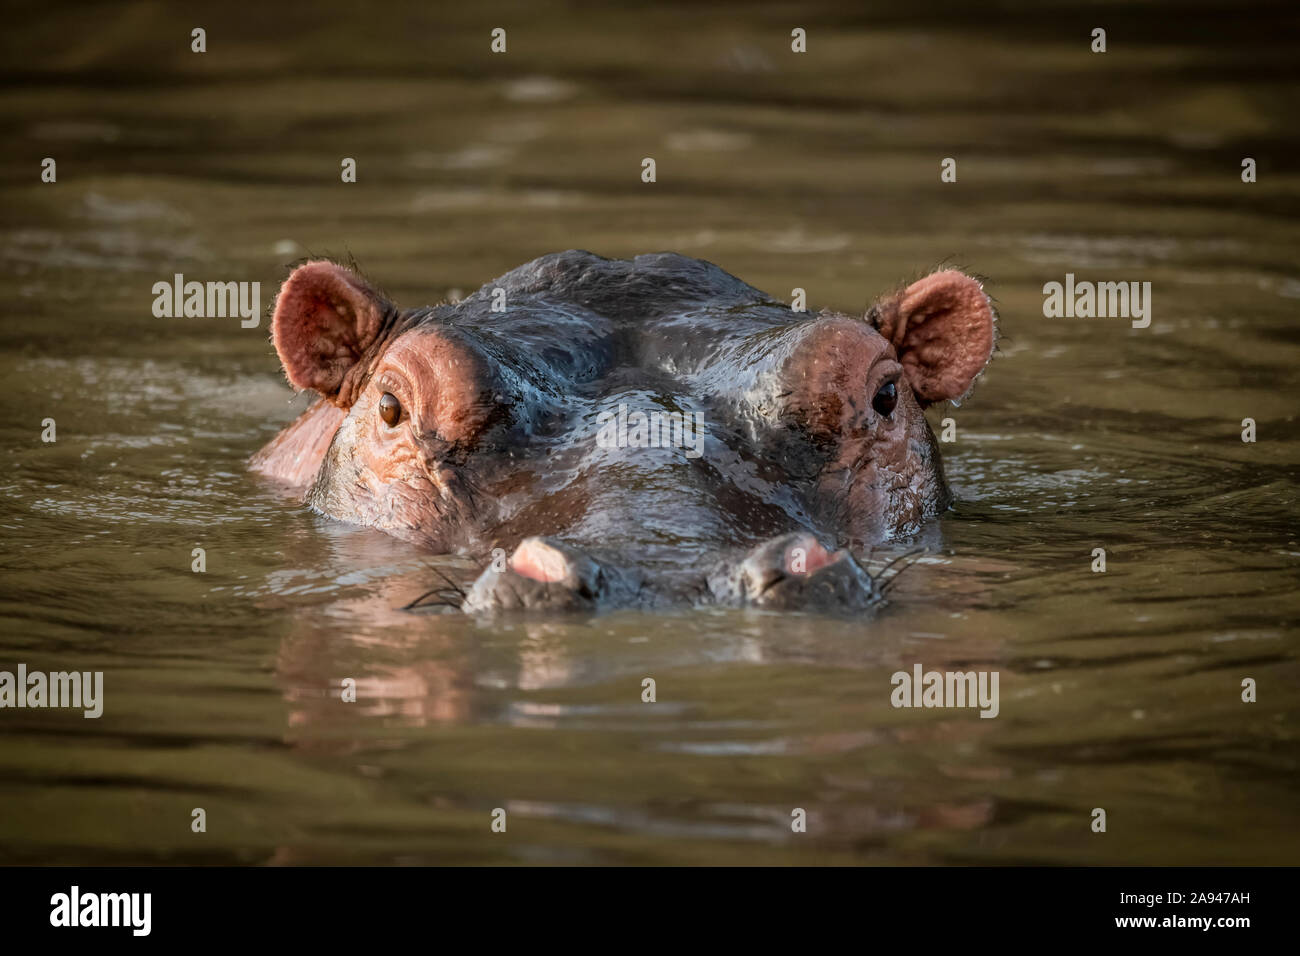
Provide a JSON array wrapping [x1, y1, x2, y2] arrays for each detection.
[[378, 392, 402, 427], [872, 381, 898, 418]]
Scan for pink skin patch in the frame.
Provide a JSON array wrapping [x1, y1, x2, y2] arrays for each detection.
[[785, 539, 840, 576], [509, 539, 572, 583], [249, 398, 347, 488]]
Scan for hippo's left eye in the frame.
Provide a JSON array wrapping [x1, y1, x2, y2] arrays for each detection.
[[872, 381, 898, 418], [378, 392, 402, 427]]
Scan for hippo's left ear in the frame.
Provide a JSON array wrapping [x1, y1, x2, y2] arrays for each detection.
[[869, 270, 996, 406], [272, 261, 398, 408]]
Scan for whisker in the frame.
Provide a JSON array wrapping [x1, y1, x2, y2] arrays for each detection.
[[400, 590, 436, 609], [401, 587, 456, 610], [878, 550, 928, 595], [428, 562, 467, 598], [873, 546, 925, 582]]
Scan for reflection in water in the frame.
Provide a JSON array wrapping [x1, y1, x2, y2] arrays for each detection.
[[0, 1, 1297, 865]]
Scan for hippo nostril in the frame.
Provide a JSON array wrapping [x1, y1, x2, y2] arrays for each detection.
[[575, 566, 609, 601]]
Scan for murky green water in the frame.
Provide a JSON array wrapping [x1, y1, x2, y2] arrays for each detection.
[[1, 2, 1297, 864]]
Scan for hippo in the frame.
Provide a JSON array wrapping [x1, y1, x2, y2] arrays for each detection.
[[250, 251, 996, 612]]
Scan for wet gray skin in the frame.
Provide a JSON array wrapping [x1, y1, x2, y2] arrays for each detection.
[[251, 250, 996, 611]]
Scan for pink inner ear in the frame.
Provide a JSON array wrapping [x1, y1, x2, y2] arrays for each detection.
[[272, 261, 387, 402], [889, 270, 995, 404]]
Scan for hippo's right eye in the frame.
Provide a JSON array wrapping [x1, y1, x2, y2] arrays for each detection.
[[378, 392, 402, 427]]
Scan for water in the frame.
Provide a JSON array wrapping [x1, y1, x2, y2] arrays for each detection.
[[1, 1, 1297, 864]]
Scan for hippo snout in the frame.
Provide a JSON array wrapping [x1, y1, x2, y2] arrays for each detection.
[[457, 533, 882, 614]]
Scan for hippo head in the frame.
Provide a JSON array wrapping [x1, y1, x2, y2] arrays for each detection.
[[251, 251, 995, 611]]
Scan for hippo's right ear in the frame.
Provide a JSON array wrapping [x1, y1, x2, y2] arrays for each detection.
[[272, 261, 396, 407], [869, 270, 996, 406]]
